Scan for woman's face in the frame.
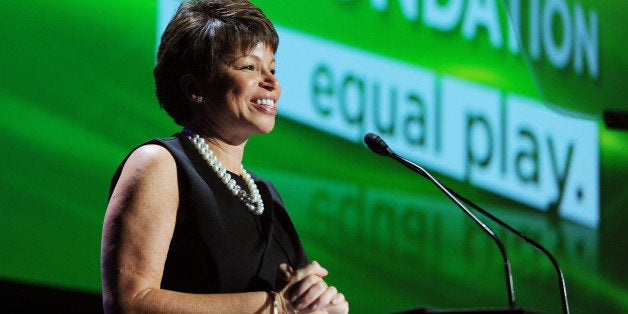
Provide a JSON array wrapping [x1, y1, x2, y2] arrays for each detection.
[[200, 42, 281, 143]]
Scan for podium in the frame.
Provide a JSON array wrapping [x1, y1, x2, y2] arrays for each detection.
[[394, 308, 544, 313]]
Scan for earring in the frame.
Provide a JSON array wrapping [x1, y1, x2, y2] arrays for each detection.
[[194, 95, 203, 103]]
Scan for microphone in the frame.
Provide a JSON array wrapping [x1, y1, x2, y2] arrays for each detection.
[[364, 132, 395, 157], [364, 133, 569, 314]]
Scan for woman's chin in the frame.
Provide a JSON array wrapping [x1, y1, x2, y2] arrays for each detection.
[[254, 118, 276, 134]]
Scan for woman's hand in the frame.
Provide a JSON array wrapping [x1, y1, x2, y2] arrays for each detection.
[[276, 261, 349, 313]]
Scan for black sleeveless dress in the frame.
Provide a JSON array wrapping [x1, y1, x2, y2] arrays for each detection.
[[109, 133, 308, 293]]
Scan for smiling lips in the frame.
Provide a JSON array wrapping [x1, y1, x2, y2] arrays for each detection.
[[253, 98, 278, 115]]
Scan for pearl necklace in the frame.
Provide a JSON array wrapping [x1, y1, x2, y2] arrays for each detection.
[[185, 131, 264, 215]]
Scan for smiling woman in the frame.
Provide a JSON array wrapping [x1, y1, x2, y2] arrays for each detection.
[[187, 42, 281, 144], [100, 0, 348, 313]]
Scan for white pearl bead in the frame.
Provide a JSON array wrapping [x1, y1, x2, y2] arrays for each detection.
[[186, 132, 264, 215]]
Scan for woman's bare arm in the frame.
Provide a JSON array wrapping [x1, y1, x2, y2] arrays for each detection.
[[101, 144, 270, 313]]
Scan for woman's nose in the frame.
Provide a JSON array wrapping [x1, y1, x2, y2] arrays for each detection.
[[260, 69, 279, 90]]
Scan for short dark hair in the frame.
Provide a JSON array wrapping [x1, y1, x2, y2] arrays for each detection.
[[154, 0, 279, 126]]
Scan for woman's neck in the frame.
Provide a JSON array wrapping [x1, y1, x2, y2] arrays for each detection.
[[203, 136, 247, 174], [186, 124, 250, 174]]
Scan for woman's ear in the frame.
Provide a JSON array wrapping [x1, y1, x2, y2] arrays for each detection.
[[180, 74, 204, 104]]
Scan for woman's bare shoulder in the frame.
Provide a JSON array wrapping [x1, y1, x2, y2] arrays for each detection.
[[128, 143, 175, 168], [110, 144, 179, 209]]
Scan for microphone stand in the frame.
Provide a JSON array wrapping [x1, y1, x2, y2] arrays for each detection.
[[436, 178, 570, 314], [364, 133, 569, 314], [391, 152, 517, 310]]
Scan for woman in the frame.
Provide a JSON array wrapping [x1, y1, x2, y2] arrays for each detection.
[[100, 0, 349, 313]]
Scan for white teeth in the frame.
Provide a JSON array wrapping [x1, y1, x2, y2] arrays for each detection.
[[256, 99, 276, 108]]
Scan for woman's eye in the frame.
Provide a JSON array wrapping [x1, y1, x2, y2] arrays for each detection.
[[241, 65, 255, 71]]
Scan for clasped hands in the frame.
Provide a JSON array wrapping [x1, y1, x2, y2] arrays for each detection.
[[275, 261, 349, 313]]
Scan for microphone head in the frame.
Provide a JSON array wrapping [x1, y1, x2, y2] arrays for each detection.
[[364, 133, 394, 157]]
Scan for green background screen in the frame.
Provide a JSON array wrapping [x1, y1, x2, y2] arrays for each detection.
[[1, 0, 627, 313]]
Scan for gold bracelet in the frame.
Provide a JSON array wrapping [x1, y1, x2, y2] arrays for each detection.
[[269, 291, 279, 314]]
